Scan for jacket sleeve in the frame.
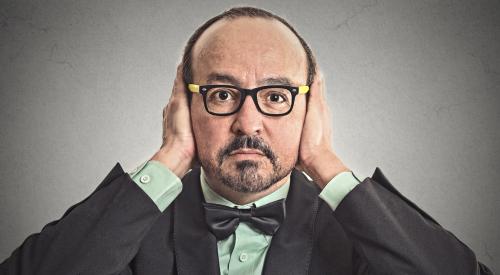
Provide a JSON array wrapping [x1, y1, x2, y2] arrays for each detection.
[[0, 163, 165, 275], [332, 168, 493, 275]]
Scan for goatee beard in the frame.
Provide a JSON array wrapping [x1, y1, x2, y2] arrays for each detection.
[[202, 136, 293, 193]]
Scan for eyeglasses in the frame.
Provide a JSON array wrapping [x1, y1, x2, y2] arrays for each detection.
[[187, 84, 309, 116]]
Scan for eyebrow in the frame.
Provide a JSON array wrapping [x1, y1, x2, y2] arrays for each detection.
[[206, 73, 294, 87], [206, 73, 241, 86], [260, 77, 292, 86]]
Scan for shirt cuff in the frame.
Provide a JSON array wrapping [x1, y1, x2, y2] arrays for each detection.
[[128, 160, 183, 212], [319, 171, 361, 211]]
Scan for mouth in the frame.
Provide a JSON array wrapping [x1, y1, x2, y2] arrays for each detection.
[[229, 149, 265, 158]]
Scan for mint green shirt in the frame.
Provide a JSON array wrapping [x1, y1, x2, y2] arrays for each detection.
[[129, 160, 360, 275]]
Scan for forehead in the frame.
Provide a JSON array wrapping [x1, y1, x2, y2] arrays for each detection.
[[191, 17, 308, 86]]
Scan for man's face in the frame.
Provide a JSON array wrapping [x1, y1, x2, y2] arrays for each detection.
[[190, 17, 308, 193]]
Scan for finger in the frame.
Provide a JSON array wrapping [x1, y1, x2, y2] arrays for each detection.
[[308, 69, 325, 108], [319, 71, 326, 100], [162, 104, 168, 120], [171, 64, 187, 98], [163, 67, 179, 143], [162, 104, 168, 145], [165, 65, 188, 114]]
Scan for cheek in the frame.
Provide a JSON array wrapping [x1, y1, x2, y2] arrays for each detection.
[[268, 101, 306, 162], [191, 100, 232, 160], [285, 96, 306, 140], [273, 121, 302, 150]]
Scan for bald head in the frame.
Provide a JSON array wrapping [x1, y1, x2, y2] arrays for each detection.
[[181, 7, 317, 91], [191, 17, 308, 88]]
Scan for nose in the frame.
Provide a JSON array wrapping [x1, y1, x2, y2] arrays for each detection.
[[230, 95, 263, 136]]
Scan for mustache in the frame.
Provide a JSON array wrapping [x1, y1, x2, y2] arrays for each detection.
[[217, 136, 277, 166]]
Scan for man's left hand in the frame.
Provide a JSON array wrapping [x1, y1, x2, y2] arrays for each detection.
[[296, 69, 350, 189]]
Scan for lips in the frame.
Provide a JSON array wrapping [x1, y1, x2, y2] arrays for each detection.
[[229, 149, 265, 156]]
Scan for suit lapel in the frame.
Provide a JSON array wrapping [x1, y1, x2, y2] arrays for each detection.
[[262, 169, 320, 275], [173, 168, 220, 275]]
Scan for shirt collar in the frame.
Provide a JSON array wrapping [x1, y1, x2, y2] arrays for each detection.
[[200, 167, 290, 209]]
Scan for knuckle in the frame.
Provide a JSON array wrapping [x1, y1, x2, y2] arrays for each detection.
[[169, 98, 179, 106]]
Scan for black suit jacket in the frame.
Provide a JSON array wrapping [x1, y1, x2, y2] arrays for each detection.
[[0, 163, 492, 274]]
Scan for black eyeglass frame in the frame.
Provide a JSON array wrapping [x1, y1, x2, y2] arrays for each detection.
[[188, 84, 309, 116]]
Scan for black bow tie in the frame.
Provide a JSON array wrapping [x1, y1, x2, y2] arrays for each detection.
[[202, 199, 286, 240]]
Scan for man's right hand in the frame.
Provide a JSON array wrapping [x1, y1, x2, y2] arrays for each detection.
[[150, 65, 197, 178]]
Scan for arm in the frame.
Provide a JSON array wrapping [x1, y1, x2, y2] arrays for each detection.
[[319, 169, 493, 274], [0, 65, 196, 275], [296, 69, 492, 274], [0, 163, 176, 275]]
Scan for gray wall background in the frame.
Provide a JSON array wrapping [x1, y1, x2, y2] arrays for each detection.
[[1, 0, 499, 271]]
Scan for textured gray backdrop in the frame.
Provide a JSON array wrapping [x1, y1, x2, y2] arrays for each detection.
[[1, 0, 499, 271]]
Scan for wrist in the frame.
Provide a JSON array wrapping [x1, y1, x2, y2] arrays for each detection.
[[150, 145, 192, 178], [302, 152, 350, 189]]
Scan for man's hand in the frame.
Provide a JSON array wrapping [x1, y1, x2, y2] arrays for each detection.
[[150, 65, 197, 178], [296, 69, 350, 189]]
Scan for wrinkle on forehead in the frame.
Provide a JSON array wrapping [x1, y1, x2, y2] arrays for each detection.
[[192, 17, 307, 85]]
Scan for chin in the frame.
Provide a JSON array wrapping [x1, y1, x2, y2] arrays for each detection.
[[217, 160, 291, 194]]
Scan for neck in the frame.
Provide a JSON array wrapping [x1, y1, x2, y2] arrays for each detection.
[[204, 172, 290, 205]]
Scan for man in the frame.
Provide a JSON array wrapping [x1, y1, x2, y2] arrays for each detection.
[[0, 6, 492, 275]]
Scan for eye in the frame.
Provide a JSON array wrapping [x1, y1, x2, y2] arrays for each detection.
[[267, 93, 286, 103], [209, 89, 237, 101], [217, 90, 231, 100]]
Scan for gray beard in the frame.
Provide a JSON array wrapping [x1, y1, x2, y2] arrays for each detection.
[[199, 135, 294, 193], [203, 158, 291, 193]]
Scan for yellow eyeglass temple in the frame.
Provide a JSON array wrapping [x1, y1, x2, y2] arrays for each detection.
[[298, 85, 309, 94], [188, 84, 200, 93]]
